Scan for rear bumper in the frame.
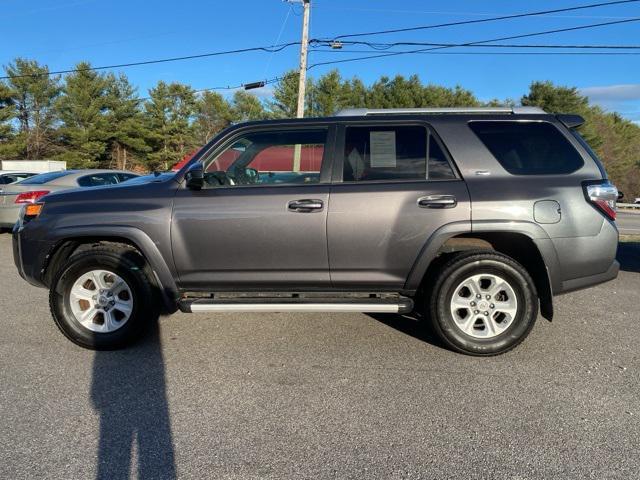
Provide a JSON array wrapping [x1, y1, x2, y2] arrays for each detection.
[[0, 204, 21, 228], [551, 218, 620, 295], [559, 260, 619, 294]]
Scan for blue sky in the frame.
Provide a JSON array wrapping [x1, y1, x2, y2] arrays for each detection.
[[2, 0, 639, 120]]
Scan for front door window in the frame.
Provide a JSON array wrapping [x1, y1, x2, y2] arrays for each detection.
[[203, 130, 327, 188]]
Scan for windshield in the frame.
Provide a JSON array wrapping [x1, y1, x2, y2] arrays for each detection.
[[16, 170, 72, 185], [123, 172, 175, 184]]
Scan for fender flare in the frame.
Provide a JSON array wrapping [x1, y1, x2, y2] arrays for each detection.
[[45, 225, 179, 313], [404, 221, 472, 291], [404, 220, 559, 321]]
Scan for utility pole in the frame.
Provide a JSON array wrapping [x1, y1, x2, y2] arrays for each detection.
[[295, 0, 311, 119], [289, 0, 310, 171]]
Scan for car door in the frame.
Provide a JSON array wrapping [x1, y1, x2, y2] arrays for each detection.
[[172, 124, 336, 290], [328, 121, 471, 289]]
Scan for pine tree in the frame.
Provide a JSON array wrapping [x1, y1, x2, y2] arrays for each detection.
[[2, 58, 61, 159], [269, 70, 313, 118], [230, 90, 266, 121], [194, 91, 234, 145], [144, 81, 197, 171], [55, 62, 112, 168], [105, 73, 149, 170], [0, 82, 16, 157]]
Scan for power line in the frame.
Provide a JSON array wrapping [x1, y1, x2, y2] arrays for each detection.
[[313, 40, 640, 50], [323, 0, 640, 40], [0, 42, 300, 80], [308, 17, 640, 69], [310, 48, 640, 56], [137, 76, 283, 101], [313, 5, 637, 21]]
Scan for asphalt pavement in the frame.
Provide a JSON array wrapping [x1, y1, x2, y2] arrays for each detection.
[[0, 233, 639, 479]]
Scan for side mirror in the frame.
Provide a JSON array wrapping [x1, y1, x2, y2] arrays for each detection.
[[185, 163, 204, 191], [617, 191, 624, 201]]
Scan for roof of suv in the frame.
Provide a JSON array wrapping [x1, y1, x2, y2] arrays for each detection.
[[334, 106, 547, 116]]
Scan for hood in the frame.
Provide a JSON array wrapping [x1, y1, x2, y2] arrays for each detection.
[[39, 172, 177, 203]]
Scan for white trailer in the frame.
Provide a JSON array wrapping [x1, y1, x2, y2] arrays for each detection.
[[0, 160, 66, 173]]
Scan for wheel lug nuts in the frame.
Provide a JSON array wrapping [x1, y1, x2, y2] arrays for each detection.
[[490, 304, 495, 309], [486, 295, 491, 300], [474, 310, 479, 314], [484, 311, 489, 316], [476, 294, 481, 299], [470, 301, 476, 307]]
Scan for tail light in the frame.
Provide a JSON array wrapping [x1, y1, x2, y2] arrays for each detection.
[[585, 181, 618, 221], [14, 190, 50, 204]]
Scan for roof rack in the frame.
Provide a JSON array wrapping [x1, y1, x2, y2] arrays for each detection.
[[334, 106, 546, 116]]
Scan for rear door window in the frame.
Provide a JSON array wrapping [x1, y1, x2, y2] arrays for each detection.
[[343, 125, 456, 182], [469, 121, 584, 175]]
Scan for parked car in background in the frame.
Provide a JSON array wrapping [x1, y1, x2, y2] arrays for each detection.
[[635, 197, 640, 204], [0, 169, 139, 229], [0, 172, 37, 185]]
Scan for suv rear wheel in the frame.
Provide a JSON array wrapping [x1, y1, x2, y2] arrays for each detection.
[[49, 245, 157, 350], [428, 251, 538, 356]]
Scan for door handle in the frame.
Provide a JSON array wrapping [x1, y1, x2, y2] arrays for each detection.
[[288, 199, 324, 212], [417, 195, 457, 209]]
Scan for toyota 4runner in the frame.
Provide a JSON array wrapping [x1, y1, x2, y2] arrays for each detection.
[[12, 107, 620, 355]]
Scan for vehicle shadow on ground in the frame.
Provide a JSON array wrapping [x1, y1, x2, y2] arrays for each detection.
[[367, 310, 445, 350], [91, 320, 176, 480], [617, 242, 640, 273]]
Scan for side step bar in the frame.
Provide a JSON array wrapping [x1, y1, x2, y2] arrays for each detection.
[[179, 296, 414, 314]]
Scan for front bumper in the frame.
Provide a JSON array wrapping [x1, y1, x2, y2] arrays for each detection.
[[12, 222, 51, 288]]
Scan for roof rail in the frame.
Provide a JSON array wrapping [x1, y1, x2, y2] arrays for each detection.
[[334, 106, 546, 116]]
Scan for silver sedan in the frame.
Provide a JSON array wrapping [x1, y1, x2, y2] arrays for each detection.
[[0, 169, 139, 229]]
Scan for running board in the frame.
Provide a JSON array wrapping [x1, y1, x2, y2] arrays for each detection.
[[179, 296, 414, 314]]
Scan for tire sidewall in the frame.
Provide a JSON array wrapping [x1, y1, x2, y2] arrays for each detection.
[[432, 256, 537, 355], [50, 251, 153, 349]]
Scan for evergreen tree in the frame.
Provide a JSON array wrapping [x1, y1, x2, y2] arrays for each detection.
[[310, 70, 346, 117], [270, 71, 300, 118], [194, 91, 234, 144], [0, 82, 15, 157], [55, 62, 112, 168], [341, 78, 368, 109], [144, 81, 197, 171], [105, 73, 149, 170], [269, 70, 314, 118], [2, 58, 61, 159], [231, 90, 266, 121]]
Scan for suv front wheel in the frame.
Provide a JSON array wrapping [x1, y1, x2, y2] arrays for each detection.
[[49, 245, 158, 349], [429, 251, 538, 356]]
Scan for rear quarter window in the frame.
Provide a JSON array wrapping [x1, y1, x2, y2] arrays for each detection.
[[468, 121, 584, 175]]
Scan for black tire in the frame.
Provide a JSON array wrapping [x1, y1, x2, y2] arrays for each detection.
[[49, 245, 159, 350], [428, 251, 538, 356]]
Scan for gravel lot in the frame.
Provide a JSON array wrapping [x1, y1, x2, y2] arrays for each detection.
[[0, 233, 638, 479]]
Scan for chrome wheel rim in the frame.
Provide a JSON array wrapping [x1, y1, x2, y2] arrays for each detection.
[[449, 273, 518, 339], [68, 270, 133, 333]]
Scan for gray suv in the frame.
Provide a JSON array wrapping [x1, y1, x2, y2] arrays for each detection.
[[12, 107, 619, 355]]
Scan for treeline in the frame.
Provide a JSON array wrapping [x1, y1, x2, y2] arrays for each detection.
[[1, 58, 639, 196]]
